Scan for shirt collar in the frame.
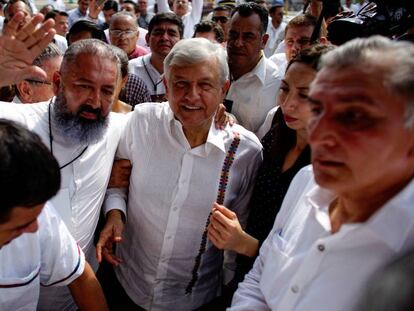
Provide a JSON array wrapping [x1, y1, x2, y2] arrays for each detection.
[[235, 55, 267, 85], [167, 105, 226, 155], [307, 176, 414, 252]]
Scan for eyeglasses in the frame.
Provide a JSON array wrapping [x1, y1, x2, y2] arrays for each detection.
[[25, 79, 52, 86], [212, 16, 229, 23], [109, 30, 137, 37]]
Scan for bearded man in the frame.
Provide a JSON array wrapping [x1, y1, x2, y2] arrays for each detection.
[[0, 39, 126, 311]]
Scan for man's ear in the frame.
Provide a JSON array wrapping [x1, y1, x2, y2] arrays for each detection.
[[261, 33, 269, 49], [16, 81, 33, 103], [52, 71, 61, 95], [145, 33, 149, 45], [319, 36, 328, 45]]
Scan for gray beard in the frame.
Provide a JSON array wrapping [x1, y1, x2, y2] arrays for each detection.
[[52, 92, 109, 145]]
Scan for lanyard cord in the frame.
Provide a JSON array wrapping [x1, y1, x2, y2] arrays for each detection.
[[142, 57, 163, 93], [48, 102, 88, 170]]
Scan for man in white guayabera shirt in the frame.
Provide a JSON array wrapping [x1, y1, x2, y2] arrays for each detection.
[[97, 38, 263, 310]]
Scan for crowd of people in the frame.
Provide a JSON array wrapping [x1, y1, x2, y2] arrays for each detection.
[[0, 0, 414, 310]]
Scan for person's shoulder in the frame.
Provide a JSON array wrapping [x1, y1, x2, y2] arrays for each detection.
[[264, 57, 282, 81], [227, 123, 263, 151], [131, 102, 169, 119], [129, 55, 146, 68]]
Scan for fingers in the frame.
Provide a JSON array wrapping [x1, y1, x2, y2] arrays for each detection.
[[207, 227, 224, 249], [3, 11, 26, 36], [102, 249, 123, 266], [112, 223, 123, 243], [115, 159, 132, 168], [213, 202, 236, 220], [23, 18, 56, 51]]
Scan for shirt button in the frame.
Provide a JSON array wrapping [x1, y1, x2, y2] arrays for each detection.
[[291, 285, 299, 293], [317, 244, 325, 252]]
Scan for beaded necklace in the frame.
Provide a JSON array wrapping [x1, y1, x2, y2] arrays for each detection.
[[185, 132, 241, 294]]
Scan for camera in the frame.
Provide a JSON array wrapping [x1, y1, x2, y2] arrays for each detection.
[[327, 0, 414, 45]]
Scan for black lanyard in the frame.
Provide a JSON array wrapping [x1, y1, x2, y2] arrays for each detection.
[[48, 101, 88, 170], [142, 57, 163, 93]]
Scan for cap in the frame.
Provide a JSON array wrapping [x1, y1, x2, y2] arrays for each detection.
[[269, 0, 284, 8]]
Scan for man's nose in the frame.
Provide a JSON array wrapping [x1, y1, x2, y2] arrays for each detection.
[[308, 114, 337, 148]]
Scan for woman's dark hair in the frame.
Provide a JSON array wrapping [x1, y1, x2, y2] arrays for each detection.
[[269, 44, 335, 160], [0, 119, 60, 223]]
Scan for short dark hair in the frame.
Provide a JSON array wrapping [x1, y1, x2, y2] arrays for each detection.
[[123, 0, 139, 13], [232, 2, 268, 35], [286, 43, 335, 72], [0, 119, 60, 223], [103, 0, 118, 12], [193, 20, 225, 43], [67, 20, 108, 44], [45, 9, 69, 20], [285, 13, 317, 35], [148, 12, 184, 38]]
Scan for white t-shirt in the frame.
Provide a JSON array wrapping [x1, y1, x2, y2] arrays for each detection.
[[0, 203, 85, 311]]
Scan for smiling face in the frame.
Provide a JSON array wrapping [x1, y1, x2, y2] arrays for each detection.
[[279, 62, 315, 132], [0, 204, 43, 247], [308, 64, 414, 198], [165, 59, 228, 134]]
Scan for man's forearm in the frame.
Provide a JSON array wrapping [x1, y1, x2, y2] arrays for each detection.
[[68, 262, 108, 311]]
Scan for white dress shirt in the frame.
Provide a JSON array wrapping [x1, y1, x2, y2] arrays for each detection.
[[104, 102, 263, 310], [230, 165, 414, 311], [264, 21, 286, 58], [128, 54, 166, 98], [156, 0, 203, 38], [226, 56, 282, 133], [0, 202, 85, 311], [269, 52, 287, 78], [0, 100, 126, 310]]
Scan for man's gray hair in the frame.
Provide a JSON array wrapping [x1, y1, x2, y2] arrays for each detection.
[[32, 43, 63, 67], [61, 39, 121, 80], [319, 35, 414, 128], [109, 11, 138, 29], [164, 38, 229, 85]]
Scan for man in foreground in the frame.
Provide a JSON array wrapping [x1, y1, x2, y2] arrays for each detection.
[[0, 119, 107, 311], [98, 38, 262, 310], [0, 39, 126, 310], [230, 36, 414, 311]]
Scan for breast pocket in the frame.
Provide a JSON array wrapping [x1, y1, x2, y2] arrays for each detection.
[[0, 265, 40, 311]]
